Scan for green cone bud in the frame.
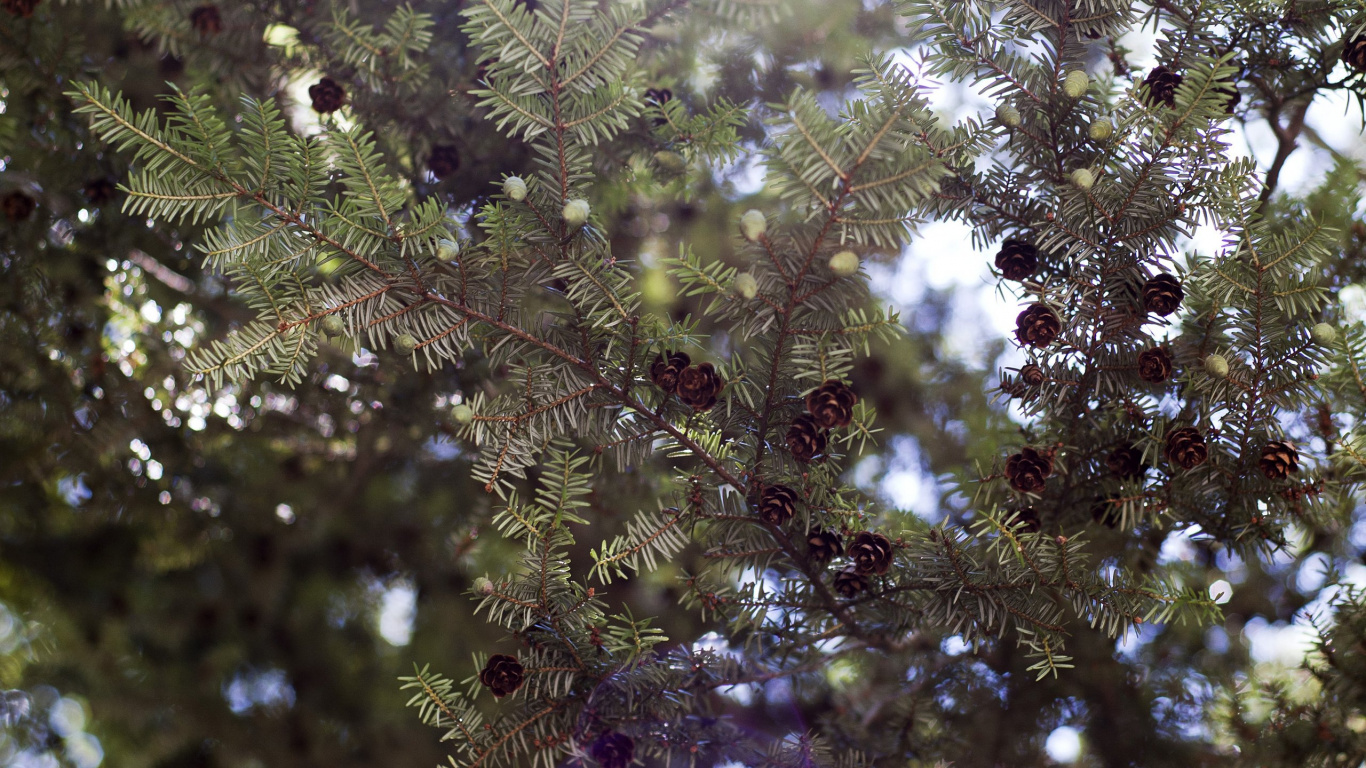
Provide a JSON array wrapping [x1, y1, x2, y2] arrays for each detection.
[[503, 176, 528, 201], [734, 272, 758, 299], [394, 333, 418, 353], [435, 238, 460, 263], [321, 315, 345, 336], [562, 199, 590, 228], [740, 209, 766, 242], [996, 104, 1021, 128], [653, 150, 687, 175], [1088, 118, 1113, 141], [451, 403, 474, 424], [1312, 323, 1338, 346], [1204, 353, 1229, 378], [473, 576, 494, 595], [1070, 168, 1095, 190], [828, 250, 860, 277], [1063, 70, 1089, 99]]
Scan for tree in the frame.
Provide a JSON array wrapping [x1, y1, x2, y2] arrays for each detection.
[[4, 0, 1366, 767]]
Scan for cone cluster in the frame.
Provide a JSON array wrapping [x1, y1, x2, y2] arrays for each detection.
[[785, 379, 857, 463], [649, 352, 723, 411]]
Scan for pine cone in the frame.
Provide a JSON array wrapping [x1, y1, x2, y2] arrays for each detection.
[[757, 484, 799, 526], [805, 379, 858, 429], [676, 362, 722, 410], [1259, 440, 1299, 479], [2, 191, 35, 222], [1142, 273, 1184, 316], [1106, 444, 1146, 479], [1142, 66, 1183, 108], [994, 239, 1038, 281], [1013, 507, 1041, 533], [1165, 427, 1208, 470], [82, 178, 116, 207], [1137, 347, 1173, 383], [2, 0, 40, 17], [1020, 363, 1046, 386], [648, 351, 690, 394], [805, 528, 843, 564], [589, 732, 634, 768], [1005, 447, 1053, 493], [308, 77, 347, 113], [1015, 304, 1061, 348], [427, 144, 461, 180], [785, 413, 827, 463], [478, 654, 524, 698], [833, 567, 868, 597], [645, 87, 673, 105], [189, 4, 222, 36], [849, 531, 893, 575], [1343, 32, 1366, 73]]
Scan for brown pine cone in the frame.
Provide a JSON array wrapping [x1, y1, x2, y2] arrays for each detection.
[[757, 484, 799, 526], [1106, 444, 1146, 479], [648, 351, 690, 393], [2, 191, 35, 222], [833, 567, 868, 597], [1259, 440, 1299, 479], [1165, 427, 1208, 470], [676, 362, 723, 410], [805, 379, 858, 429], [1005, 447, 1053, 493], [589, 732, 634, 768], [1137, 347, 1173, 383], [1343, 33, 1366, 73], [805, 528, 843, 564], [189, 4, 222, 35], [1015, 304, 1061, 348], [1020, 363, 1046, 386], [1142, 273, 1184, 316], [1013, 507, 1041, 533], [308, 77, 347, 113], [2, 0, 40, 17], [427, 145, 461, 180], [995, 239, 1038, 282], [478, 654, 524, 698], [785, 413, 827, 463], [82, 178, 117, 207], [645, 87, 673, 105], [849, 531, 893, 575], [1142, 66, 1183, 108]]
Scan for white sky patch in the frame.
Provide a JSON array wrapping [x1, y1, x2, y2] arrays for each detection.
[[1045, 726, 1083, 763], [377, 581, 418, 647]]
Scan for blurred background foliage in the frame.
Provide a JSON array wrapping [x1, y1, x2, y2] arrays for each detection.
[[0, 1, 1363, 767]]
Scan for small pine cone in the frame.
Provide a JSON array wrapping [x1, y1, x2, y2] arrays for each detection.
[[82, 178, 117, 207], [994, 239, 1038, 282], [478, 654, 524, 698], [589, 732, 634, 768], [1013, 507, 1041, 533], [189, 4, 222, 36], [1106, 444, 1146, 480], [1005, 447, 1053, 493], [1343, 32, 1366, 73], [676, 362, 723, 411], [785, 413, 827, 463], [849, 530, 893, 575], [1142, 273, 1184, 316], [833, 567, 868, 598], [757, 484, 799, 526], [1014, 304, 1061, 348], [2, 191, 35, 222], [805, 379, 858, 429], [1142, 66, 1184, 108], [308, 77, 347, 113], [427, 144, 461, 180], [1020, 363, 1046, 386], [805, 528, 843, 564], [1259, 440, 1299, 480], [645, 87, 673, 105], [1165, 427, 1208, 470], [2, 0, 40, 17], [648, 351, 690, 394], [1137, 347, 1173, 383]]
